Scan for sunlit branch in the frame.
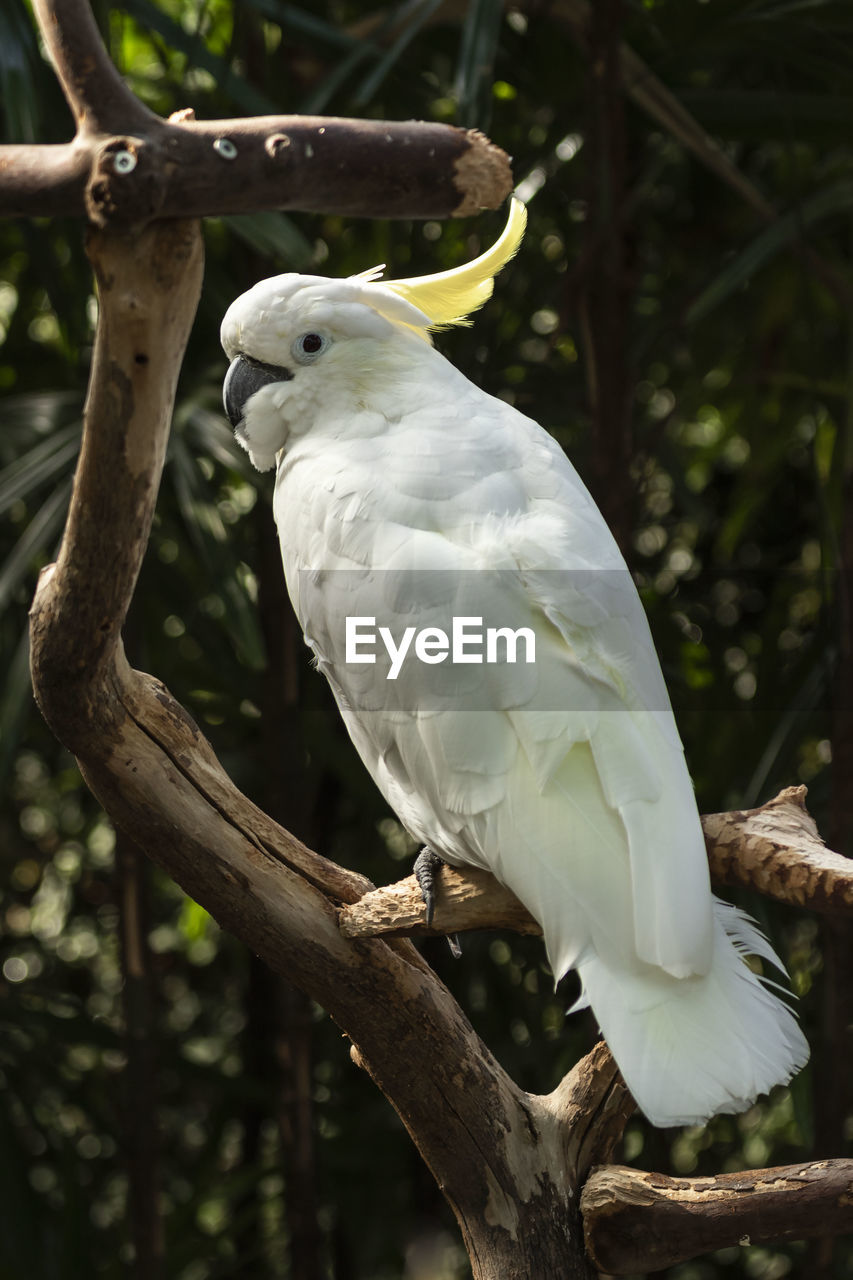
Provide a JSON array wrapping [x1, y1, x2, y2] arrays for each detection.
[[581, 1159, 853, 1273], [339, 786, 852, 943], [3, 1, 511, 224]]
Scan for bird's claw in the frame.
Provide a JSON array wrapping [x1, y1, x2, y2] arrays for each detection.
[[413, 847, 462, 959], [413, 846, 440, 927]]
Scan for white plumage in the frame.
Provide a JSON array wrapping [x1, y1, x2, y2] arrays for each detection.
[[220, 202, 808, 1126]]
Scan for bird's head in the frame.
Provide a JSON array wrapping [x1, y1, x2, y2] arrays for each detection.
[[220, 198, 526, 471]]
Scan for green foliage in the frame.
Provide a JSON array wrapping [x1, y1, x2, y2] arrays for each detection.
[[1, 0, 851, 1276]]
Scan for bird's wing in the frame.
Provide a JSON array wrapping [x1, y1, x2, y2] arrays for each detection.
[[290, 519, 712, 983], [278, 390, 713, 982], [466, 411, 715, 980], [507, 553, 714, 980]]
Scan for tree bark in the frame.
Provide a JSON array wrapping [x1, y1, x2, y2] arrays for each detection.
[[705, 786, 853, 915], [582, 1159, 853, 1273], [0, 119, 512, 223], [0, 0, 511, 224]]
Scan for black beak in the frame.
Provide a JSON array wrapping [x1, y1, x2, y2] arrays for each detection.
[[223, 354, 292, 429]]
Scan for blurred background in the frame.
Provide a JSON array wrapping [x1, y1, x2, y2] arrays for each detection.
[[1, 1, 852, 1276]]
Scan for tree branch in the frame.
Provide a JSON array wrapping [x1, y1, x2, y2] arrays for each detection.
[[340, 785, 852, 944], [539, 1041, 636, 1186], [0, 117, 512, 223], [581, 1159, 853, 1273], [339, 863, 543, 941], [3, 1, 511, 224], [705, 785, 853, 915]]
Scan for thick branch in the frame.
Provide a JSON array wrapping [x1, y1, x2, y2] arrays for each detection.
[[339, 785, 852, 943], [581, 1160, 853, 1273], [538, 1041, 635, 1186], [0, 118, 512, 223], [5, 1, 512, 225], [30, 219, 202, 722], [0, 142, 91, 219]]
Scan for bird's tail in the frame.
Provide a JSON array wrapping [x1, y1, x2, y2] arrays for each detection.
[[577, 898, 809, 1127]]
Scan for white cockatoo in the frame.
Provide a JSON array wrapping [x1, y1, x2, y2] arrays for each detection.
[[220, 200, 808, 1126]]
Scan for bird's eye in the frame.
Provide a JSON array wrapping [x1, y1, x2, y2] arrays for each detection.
[[292, 332, 328, 363]]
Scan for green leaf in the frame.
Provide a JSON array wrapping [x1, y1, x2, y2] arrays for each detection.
[[247, 0, 362, 50], [178, 895, 213, 942], [0, 423, 81, 513], [121, 0, 282, 115], [455, 0, 504, 128], [353, 0, 444, 107], [687, 180, 853, 325], [299, 0, 431, 114], [743, 654, 830, 804], [0, 1, 42, 143], [0, 476, 71, 612], [167, 435, 266, 669]]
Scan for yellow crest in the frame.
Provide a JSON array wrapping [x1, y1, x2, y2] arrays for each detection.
[[376, 197, 526, 331]]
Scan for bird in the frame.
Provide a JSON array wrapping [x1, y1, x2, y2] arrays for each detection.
[[220, 199, 808, 1127]]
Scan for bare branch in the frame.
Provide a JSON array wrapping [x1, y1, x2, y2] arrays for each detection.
[[0, 119, 512, 224], [581, 1159, 853, 1273], [29, 219, 204, 715], [705, 785, 853, 917], [4, 3, 512, 225], [538, 1042, 635, 1185], [168, 118, 511, 221], [339, 786, 852, 944], [0, 142, 91, 219], [339, 863, 542, 940]]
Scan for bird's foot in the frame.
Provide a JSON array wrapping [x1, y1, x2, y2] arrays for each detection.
[[413, 847, 462, 959], [413, 846, 441, 926]]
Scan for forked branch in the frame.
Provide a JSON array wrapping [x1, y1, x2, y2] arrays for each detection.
[[1, 0, 511, 223]]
